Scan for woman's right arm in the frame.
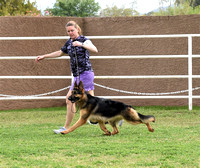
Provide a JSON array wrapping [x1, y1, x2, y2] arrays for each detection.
[[35, 50, 65, 62]]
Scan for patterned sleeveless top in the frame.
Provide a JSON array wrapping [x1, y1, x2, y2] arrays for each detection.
[[61, 35, 93, 77]]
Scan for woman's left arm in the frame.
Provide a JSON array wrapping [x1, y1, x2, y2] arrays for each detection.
[[72, 40, 98, 53]]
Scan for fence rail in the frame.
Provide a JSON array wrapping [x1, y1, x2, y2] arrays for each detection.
[[1, 55, 200, 59], [0, 75, 200, 79], [1, 95, 200, 101], [1, 34, 200, 110], [1, 34, 200, 40]]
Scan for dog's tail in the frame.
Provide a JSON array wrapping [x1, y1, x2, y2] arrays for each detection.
[[138, 113, 155, 123]]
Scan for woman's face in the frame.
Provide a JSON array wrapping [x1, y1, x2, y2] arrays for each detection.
[[66, 26, 79, 40]]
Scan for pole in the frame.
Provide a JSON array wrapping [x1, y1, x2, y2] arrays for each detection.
[[188, 35, 193, 110]]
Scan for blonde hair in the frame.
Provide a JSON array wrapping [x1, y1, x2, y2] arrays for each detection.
[[66, 21, 82, 35]]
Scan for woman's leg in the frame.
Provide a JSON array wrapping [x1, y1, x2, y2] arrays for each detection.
[[87, 90, 94, 96], [86, 90, 96, 125], [53, 89, 75, 134]]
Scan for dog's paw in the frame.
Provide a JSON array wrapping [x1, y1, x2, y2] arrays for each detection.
[[111, 131, 119, 135], [149, 128, 154, 132], [104, 131, 112, 136], [61, 131, 67, 134]]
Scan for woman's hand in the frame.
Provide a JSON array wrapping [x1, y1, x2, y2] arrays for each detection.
[[35, 50, 64, 63], [73, 40, 98, 53], [72, 41, 83, 47], [35, 55, 45, 63]]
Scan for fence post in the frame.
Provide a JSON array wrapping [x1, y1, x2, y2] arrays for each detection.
[[188, 35, 193, 110]]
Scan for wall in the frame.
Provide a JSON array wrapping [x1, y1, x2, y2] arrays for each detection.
[[0, 15, 200, 110]]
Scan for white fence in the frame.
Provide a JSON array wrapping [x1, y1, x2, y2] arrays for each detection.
[[1, 34, 200, 110]]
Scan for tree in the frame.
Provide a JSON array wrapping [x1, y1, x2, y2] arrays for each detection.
[[100, 5, 139, 17], [192, 0, 200, 7], [173, 0, 200, 8], [151, 0, 200, 16], [0, 0, 41, 16], [50, 0, 100, 17]]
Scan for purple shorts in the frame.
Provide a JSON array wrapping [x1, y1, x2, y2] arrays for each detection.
[[70, 71, 94, 91]]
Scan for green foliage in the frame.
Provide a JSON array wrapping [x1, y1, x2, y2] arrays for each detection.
[[100, 5, 139, 17], [192, 0, 200, 7], [152, 1, 200, 15], [175, 0, 200, 8], [0, 0, 41, 16], [50, 0, 100, 17], [0, 106, 200, 167]]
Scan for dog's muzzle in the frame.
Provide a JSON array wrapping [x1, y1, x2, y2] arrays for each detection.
[[68, 95, 80, 103]]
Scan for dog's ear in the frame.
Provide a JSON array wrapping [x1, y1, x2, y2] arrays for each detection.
[[78, 80, 84, 91]]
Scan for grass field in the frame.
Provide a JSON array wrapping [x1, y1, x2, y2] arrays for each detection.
[[0, 106, 200, 168]]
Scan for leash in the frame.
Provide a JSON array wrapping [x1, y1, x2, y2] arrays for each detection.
[[70, 46, 80, 113], [70, 103, 79, 113], [74, 46, 81, 82]]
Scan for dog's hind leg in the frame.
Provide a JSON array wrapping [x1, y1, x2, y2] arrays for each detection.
[[122, 108, 142, 125], [146, 123, 154, 132], [98, 121, 111, 136], [123, 107, 155, 132]]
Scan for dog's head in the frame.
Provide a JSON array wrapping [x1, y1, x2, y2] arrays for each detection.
[[68, 80, 85, 103]]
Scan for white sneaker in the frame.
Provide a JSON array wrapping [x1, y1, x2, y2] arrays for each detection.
[[118, 120, 124, 127], [53, 127, 67, 134], [87, 120, 98, 125]]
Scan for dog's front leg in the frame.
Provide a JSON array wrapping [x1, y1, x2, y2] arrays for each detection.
[[61, 117, 87, 135]]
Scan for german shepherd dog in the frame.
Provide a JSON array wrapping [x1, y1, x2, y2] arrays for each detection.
[[61, 81, 155, 135]]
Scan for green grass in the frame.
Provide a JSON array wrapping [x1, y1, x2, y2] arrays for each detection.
[[0, 106, 200, 168]]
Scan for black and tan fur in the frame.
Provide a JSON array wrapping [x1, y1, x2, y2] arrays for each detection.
[[61, 81, 155, 135]]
